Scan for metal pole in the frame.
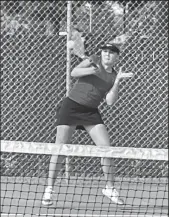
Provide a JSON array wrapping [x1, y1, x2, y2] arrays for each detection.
[[65, 0, 72, 183], [66, 1, 72, 96], [89, 5, 92, 33], [123, 3, 126, 34]]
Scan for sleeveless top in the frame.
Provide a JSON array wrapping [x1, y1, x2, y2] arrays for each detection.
[[68, 55, 117, 108]]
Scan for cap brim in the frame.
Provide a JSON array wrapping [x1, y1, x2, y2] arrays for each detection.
[[100, 45, 120, 54]]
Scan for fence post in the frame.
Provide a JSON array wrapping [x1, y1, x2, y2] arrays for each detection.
[[66, 1, 72, 95], [65, 0, 72, 183]]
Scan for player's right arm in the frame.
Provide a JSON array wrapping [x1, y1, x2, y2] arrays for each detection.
[[71, 58, 99, 78]]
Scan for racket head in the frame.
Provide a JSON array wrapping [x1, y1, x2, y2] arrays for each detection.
[[70, 27, 99, 68], [71, 28, 86, 59]]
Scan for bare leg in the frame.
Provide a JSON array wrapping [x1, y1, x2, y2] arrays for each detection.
[[47, 125, 75, 187], [101, 157, 115, 187], [84, 124, 115, 187], [82, 124, 123, 204]]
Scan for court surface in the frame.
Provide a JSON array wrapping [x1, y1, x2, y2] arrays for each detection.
[[1, 177, 168, 217]]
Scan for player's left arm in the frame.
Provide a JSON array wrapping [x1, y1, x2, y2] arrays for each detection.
[[106, 67, 133, 106], [106, 79, 119, 106]]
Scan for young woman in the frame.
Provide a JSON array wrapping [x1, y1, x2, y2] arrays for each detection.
[[42, 42, 133, 206]]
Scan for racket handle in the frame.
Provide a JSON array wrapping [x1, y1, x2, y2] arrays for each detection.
[[90, 62, 98, 68], [89, 58, 99, 68], [83, 56, 99, 68]]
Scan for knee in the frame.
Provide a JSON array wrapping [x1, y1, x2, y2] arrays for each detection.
[[55, 133, 70, 144], [55, 125, 75, 144]]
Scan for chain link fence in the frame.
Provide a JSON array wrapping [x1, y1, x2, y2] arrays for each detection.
[[1, 1, 168, 178]]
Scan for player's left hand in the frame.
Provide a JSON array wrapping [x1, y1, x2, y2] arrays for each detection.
[[116, 67, 134, 81]]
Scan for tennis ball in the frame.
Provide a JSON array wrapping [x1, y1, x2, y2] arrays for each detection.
[[67, 40, 75, 49]]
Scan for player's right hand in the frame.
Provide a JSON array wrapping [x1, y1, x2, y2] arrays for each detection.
[[89, 66, 100, 75]]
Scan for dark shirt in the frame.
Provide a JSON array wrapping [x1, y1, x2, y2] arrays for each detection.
[[69, 55, 117, 108]]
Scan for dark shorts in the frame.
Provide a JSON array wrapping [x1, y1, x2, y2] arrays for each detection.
[[56, 97, 104, 130]]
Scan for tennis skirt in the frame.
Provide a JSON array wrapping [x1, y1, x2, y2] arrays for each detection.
[[56, 97, 104, 130]]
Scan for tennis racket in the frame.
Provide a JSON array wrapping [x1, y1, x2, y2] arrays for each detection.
[[67, 28, 99, 68]]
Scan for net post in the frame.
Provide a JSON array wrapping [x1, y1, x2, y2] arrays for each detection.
[[65, 0, 72, 184]]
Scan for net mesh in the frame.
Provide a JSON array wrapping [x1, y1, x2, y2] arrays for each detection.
[[1, 141, 168, 216]]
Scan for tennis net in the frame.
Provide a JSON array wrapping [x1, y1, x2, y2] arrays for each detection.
[[1, 140, 168, 217]]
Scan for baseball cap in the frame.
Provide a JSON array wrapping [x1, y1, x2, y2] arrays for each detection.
[[100, 42, 120, 54]]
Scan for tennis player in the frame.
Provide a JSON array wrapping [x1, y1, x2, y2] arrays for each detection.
[[42, 41, 133, 206]]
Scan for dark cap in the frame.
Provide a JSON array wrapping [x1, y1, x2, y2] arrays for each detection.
[[100, 42, 120, 54]]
